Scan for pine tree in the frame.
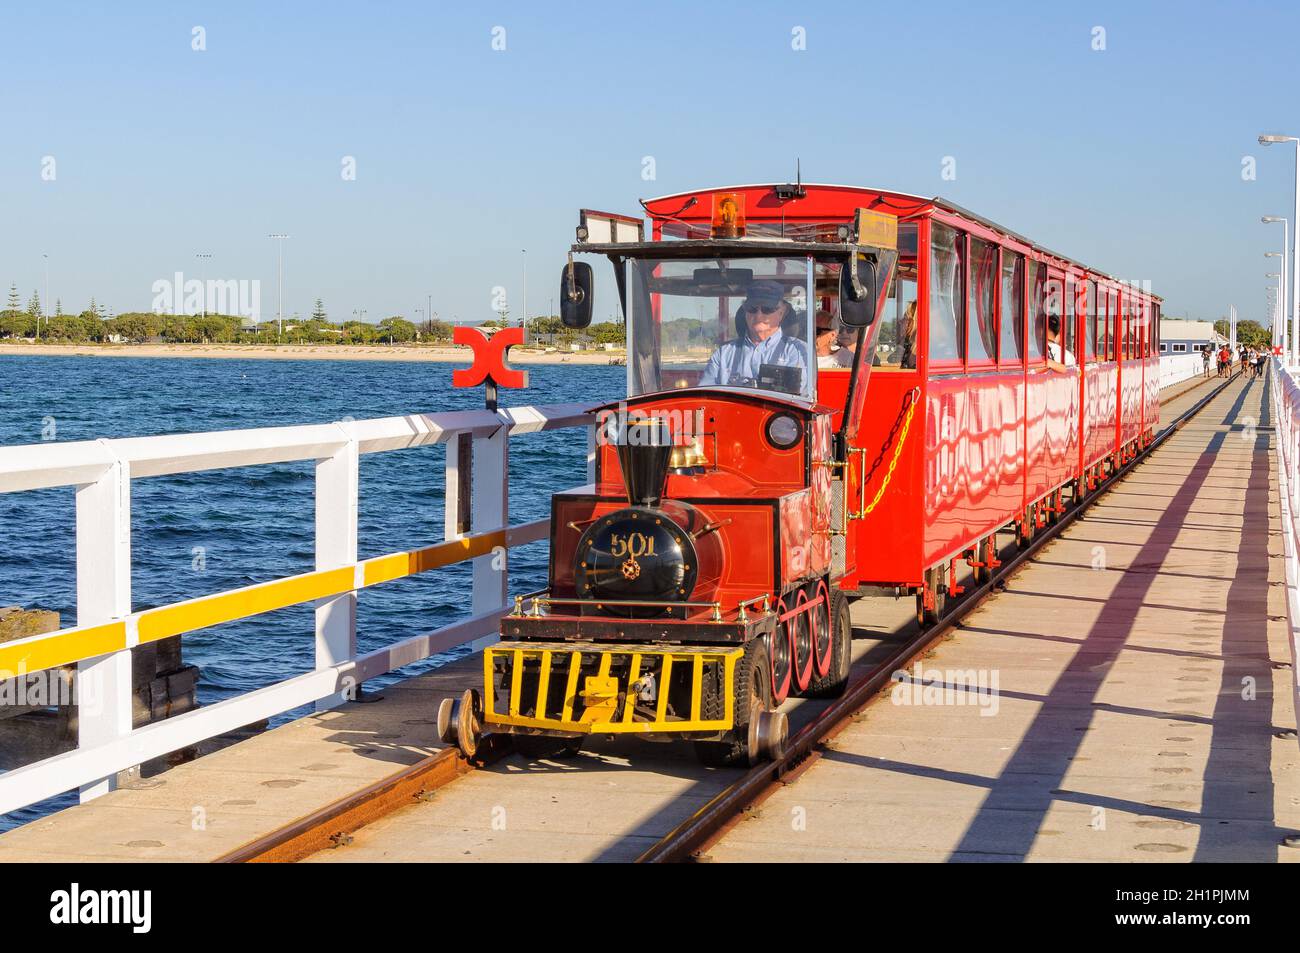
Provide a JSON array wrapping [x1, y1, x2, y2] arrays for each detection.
[[55, 298, 63, 316], [312, 298, 327, 321], [27, 291, 41, 319], [6, 283, 18, 314]]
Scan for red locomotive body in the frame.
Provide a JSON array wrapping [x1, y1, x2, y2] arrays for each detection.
[[439, 184, 1161, 765]]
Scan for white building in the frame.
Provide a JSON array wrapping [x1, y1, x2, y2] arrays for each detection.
[[1159, 319, 1227, 354]]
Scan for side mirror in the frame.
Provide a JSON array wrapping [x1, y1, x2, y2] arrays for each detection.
[[839, 256, 878, 327], [560, 260, 594, 329]]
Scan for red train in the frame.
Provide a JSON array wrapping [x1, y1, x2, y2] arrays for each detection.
[[439, 183, 1161, 766]]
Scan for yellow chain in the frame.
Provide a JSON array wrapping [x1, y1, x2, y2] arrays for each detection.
[[860, 386, 920, 516]]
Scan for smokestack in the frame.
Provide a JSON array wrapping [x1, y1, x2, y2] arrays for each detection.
[[615, 418, 672, 507]]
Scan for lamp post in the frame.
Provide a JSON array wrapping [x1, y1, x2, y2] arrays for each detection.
[[1263, 215, 1289, 356], [268, 234, 289, 339], [521, 249, 527, 328], [1267, 252, 1284, 347], [1269, 272, 1284, 349], [1260, 135, 1300, 363]]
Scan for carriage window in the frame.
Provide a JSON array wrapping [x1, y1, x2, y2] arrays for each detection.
[[873, 267, 919, 369], [1125, 296, 1134, 360], [967, 236, 997, 363], [1086, 280, 1098, 363], [928, 222, 964, 363], [1107, 288, 1118, 358], [999, 250, 1023, 365], [1064, 279, 1076, 360], [1026, 261, 1045, 361], [1151, 303, 1160, 356]]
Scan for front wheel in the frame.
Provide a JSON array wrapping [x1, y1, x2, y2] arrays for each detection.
[[694, 637, 777, 767]]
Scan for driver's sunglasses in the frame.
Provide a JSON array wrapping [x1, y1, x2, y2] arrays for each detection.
[[744, 304, 781, 315]]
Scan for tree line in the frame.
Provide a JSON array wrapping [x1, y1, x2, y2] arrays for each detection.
[[0, 284, 629, 347]]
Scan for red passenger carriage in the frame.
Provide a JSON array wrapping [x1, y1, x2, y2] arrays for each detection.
[[439, 183, 1161, 765]]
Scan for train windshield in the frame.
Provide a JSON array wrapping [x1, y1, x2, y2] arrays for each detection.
[[625, 255, 816, 400]]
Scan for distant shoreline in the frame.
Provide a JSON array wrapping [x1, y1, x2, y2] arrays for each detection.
[[0, 342, 625, 365]]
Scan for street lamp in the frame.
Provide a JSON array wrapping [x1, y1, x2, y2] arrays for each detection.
[[1263, 215, 1289, 355], [521, 249, 527, 328], [1260, 134, 1300, 363], [268, 234, 289, 339]]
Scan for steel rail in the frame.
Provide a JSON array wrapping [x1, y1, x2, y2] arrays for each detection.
[[635, 368, 1242, 862], [214, 736, 511, 863]]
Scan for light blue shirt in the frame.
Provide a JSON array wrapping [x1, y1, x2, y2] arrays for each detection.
[[698, 330, 809, 389]]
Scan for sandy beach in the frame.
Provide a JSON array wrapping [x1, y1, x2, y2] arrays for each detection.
[[0, 342, 625, 365]]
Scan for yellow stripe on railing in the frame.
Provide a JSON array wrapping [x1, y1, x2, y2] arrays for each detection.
[[0, 621, 127, 678], [9, 525, 518, 675], [361, 529, 506, 586], [137, 567, 357, 644]]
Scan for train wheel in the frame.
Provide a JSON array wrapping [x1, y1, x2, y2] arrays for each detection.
[[769, 597, 793, 705], [437, 688, 483, 760], [514, 735, 583, 761], [810, 580, 834, 679], [970, 536, 992, 585], [915, 564, 947, 626], [1046, 490, 1062, 526], [791, 590, 814, 694], [807, 588, 852, 699], [1017, 506, 1036, 550], [695, 638, 778, 767]]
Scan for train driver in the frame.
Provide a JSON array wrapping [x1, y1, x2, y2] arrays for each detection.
[[1045, 313, 1077, 372], [699, 280, 810, 388]]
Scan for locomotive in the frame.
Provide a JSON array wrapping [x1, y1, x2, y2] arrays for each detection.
[[440, 183, 1161, 766]]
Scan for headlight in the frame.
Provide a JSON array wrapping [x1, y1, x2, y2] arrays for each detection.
[[765, 412, 803, 449]]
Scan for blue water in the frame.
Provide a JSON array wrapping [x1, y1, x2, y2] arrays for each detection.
[[0, 355, 621, 830]]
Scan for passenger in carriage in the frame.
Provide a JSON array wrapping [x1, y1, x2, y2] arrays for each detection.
[[1044, 313, 1076, 372], [698, 280, 810, 388], [815, 310, 842, 368], [867, 300, 916, 369]]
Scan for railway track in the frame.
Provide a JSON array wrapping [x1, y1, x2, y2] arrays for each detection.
[[216, 369, 1240, 864]]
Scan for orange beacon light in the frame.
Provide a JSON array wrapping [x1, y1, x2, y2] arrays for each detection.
[[711, 192, 746, 239]]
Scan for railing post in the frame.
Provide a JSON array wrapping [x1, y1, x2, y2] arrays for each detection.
[[472, 425, 508, 649], [75, 450, 133, 802], [314, 434, 358, 710]]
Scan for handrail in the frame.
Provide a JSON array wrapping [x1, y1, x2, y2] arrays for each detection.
[[1270, 358, 1300, 757], [0, 400, 595, 816]]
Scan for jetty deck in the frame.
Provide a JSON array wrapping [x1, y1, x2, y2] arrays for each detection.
[[2, 371, 1296, 863]]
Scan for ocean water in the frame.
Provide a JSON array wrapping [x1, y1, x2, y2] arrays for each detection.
[[0, 354, 622, 831]]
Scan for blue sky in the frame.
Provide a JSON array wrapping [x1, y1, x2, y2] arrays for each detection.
[[2, 0, 1297, 326]]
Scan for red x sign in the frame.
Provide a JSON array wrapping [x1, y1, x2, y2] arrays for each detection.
[[452, 326, 528, 389], [1275, 345, 1284, 356]]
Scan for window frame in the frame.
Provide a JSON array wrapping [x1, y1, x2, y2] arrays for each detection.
[[998, 247, 1025, 369], [1026, 258, 1046, 365], [925, 217, 967, 370], [966, 234, 998, 367]]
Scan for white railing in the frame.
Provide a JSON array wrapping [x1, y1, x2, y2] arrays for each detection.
[[0, 401, 594, 816], [1270, 359, 1300, 754], [1158, 352, 1207, 389]]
